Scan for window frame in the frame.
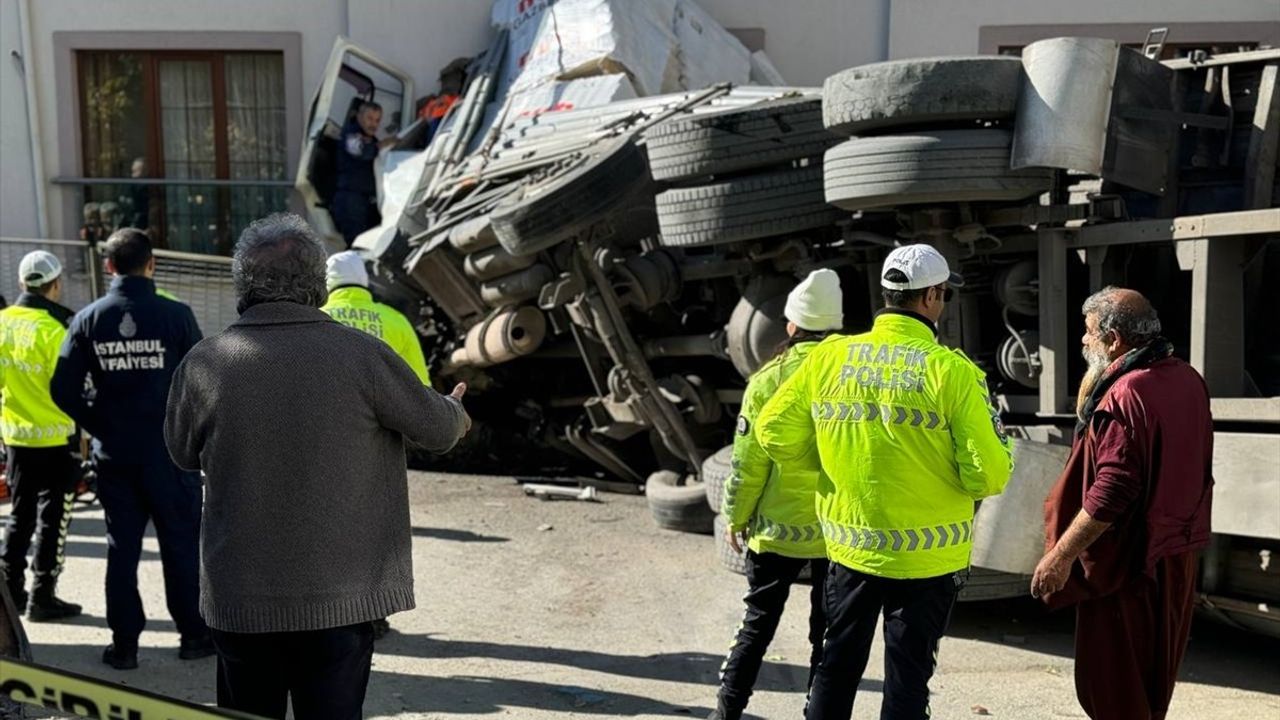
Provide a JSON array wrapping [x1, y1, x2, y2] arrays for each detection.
[[76, 49, 287, 249], [53, 31, 303, 248]]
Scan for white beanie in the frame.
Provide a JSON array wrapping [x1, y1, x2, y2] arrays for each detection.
[[326, 251, 369, 291], [785, 269, 843, 332]]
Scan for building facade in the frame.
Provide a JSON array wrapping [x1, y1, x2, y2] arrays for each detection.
[[2, 0, 1277, 250]]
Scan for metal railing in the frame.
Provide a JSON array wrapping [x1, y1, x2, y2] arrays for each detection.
[[51, 178, 295, 256], [149, 248, 238, 336], [1, 237, 237, 336], [0, 237, 97, 310]]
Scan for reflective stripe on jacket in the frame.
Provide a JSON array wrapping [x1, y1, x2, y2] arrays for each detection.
[[322, 287, 431, 386], [756, 311, 1013, 579], [724, 340, 824, 559], [0, 305, 75, 447]]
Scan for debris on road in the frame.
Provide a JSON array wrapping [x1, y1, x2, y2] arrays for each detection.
[[523, 484, 601, 502]]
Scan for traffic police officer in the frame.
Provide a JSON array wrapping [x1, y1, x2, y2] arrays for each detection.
[[756, 244, 1013, 719], [50, 229, 212, 669], [0, 251, 83, 621], [321, 251, 431, 386], [712, 269, 842, 720], [321, 250, 430, 640]]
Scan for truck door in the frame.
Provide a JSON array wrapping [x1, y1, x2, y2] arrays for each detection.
[[295, 37, 414, 250]]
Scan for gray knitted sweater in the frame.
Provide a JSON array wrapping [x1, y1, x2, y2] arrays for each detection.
[[164, 302, 466, 633]]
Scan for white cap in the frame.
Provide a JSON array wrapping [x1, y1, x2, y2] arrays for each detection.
[[784, 269, 843, 332], [880, 244, 964, 290], [18, 250, 63, 288], [326, 251, 369, 291]]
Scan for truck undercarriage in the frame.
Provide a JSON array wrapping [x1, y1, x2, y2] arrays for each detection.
[[297, 32, 1278, 622]]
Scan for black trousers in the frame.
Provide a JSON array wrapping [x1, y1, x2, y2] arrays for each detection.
[[1, 444, 76, 594], [719, 550, 829, 716], [96, 456, 206, 648], [211, 623, 375, 720], [332, 190, 380, 247], [806, 564, 963, 720]]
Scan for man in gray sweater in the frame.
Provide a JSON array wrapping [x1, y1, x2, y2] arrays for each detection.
[[164, 213, 469, 719]]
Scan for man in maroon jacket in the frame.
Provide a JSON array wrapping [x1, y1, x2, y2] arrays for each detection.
[[1033, 287, 1213, 720]]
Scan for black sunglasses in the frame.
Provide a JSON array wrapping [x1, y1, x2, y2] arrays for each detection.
[[933, 287, 954, 302]]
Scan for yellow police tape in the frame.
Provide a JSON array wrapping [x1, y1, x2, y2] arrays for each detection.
[[0, 657, 258, 719]]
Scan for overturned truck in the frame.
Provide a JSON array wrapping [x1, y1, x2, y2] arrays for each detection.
[[300, 34, 1280, 622]]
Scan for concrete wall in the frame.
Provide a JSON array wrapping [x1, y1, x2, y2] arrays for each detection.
[[888, 0, 1280, 58], [347, 0, 493, 97], [1, 0, 41, 238], [696, 0, 889, 86]]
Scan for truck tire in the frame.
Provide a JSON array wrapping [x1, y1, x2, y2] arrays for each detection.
[[714, 514, 747, 576], [646, 470, 715, 534], [823, 129, 1053, 211], [823, 57, 1023, 136], [491, 137, 657, 257], [727, 275, 793, 378], [656, 166, 842, 247], [644, 97, 835, 183], [957, 566, 1033, 602], [702, 444, 733, 512]]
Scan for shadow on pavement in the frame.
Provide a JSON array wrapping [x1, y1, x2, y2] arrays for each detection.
[[22, 642, 216, 706], [411, 527, 510, 543], [26, 643, 714, 717], [374, 632, 878, 696], [366, 669, 713, 717], [948, 597, 1280, 695], [33, 614, 178, 634]]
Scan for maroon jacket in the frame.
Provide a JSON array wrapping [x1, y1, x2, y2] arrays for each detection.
[[1043, 356, 1214, 607]]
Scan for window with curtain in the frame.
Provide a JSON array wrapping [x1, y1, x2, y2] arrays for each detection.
[[78, 50, 290, 255]]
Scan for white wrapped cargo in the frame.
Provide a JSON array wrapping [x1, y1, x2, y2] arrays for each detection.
[[502, 73, 639, 121], [492, 0, 680, 97]]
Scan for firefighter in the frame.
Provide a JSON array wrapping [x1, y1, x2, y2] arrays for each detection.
[[320, 250, 431, 640], [756, 244, 1013, 720], [0, 251, 83, 621], [332, 102, 393, 246], [321, 251, 431, 386], [50, 229, 212, 670], [711, 269, 843, 720]]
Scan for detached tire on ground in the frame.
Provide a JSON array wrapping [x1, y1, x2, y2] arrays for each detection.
[[656, 166, 843, 247], [491, 137, 657, 257], [702, 444, 733, 512], [646, 470, 715, 534], [823, 129, 1053, 211], [714, 514, 747, 576], [822, 56, 1023, 136], [644, 97, 835, 182]]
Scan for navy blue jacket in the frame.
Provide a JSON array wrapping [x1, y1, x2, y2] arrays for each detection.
[[51, 275, 202, 464], [334, 118, 378, 196]]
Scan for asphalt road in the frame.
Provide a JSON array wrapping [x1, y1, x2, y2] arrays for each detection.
[[9, 472, 1280, 719]]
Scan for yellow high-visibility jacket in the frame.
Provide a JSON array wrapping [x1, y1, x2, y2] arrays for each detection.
[[756, 311, 1013, 579], [322, 287, 432, 386], [0, 305, 76, 447], [723, 340, 824, 559]]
